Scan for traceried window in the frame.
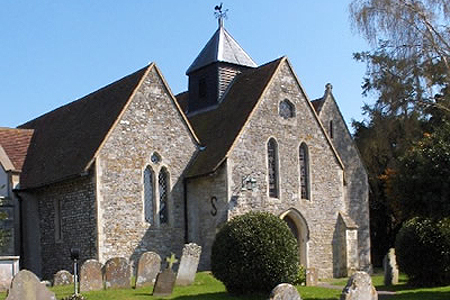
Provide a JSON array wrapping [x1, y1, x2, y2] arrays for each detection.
[[299, 143, 310, 200], [144, 166, 155, 224], [158, 167, 169, 224], [267, 138, 280, 198], [279, 99, 295, 119]]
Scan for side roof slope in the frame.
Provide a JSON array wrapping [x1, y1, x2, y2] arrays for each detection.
[[186, 57, 283, 177], [0, 128, 34, 172], [18, 66, 150, 189]]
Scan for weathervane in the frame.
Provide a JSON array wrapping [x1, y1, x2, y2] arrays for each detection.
[[214, 3, 228, 28]]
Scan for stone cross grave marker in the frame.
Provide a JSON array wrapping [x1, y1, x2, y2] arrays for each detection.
[[269, 283, 302, 300], [135, 251, 161, 288], [383, 248, 399, 286], [104, 257, 131, 289], [341, 271, 378, 300], [176, 243, 202, 286], [80, 259, 103, 292], [152, 253, 178, 297], [6, 269, 56, 300], [53, 270, 73, 286]]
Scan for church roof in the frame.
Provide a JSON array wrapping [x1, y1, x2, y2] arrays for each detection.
[[0, 128, 34, 172], [186, 25, 257, 74], [186, 57, 283, 177], [18, 66, 149, 189]]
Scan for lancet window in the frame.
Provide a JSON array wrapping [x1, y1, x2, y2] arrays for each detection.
[[299, 143, 310, 200], [268, 138, 280, 198]]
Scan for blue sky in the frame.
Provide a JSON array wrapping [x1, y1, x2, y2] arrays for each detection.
[[0, 1, 373, 129]]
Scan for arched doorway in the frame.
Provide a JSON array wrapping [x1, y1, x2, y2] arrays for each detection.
[[280, 209, 309, 267]]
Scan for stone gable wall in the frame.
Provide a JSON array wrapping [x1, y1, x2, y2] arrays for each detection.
[[34, 174, 97, 279], [97, 67, 198, 268], [226, 61, 345, 278], [317, 94, 371, 270]]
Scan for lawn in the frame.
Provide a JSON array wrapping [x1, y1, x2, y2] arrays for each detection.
[[1, 271, 450, 300]]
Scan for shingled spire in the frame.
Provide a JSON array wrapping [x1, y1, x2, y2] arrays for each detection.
[[186, 5, 257, 114]]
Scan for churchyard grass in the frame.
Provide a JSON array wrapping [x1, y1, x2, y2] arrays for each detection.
[[326, 269, 450, 300], [0, 271, 449, 299]]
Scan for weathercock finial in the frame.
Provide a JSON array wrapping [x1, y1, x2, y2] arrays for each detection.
[[214, 3, 228, 28]]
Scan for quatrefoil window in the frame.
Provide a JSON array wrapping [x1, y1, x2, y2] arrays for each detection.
[[279, 99, 295, 119]]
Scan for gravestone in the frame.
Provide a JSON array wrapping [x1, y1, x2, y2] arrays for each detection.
[[340, 271, 378, 300], [53, 270, 73, 286], [136, 251, 161, 288], [383, 248, 399, 286], [6, 269, 56, 300], [103, 257, 131, 289], [80, 259, 103, 292], [152, 253, 178, 297], [269, 283, 302, 300], [306, 267, 318, 286], [176, 243, 202, 286]]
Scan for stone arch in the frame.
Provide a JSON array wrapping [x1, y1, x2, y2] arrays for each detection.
[[280, 209, 309, 267]]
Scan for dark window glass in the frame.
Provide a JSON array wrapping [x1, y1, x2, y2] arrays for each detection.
[[268, 138, 279, 198], [159, 167, 169, 224]]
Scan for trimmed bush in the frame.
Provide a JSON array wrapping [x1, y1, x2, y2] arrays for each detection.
[[395, 217, 450, 286], [211, 212, 299, 294]]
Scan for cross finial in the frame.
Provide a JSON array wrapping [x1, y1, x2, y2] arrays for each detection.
[[166, 253, 178, 270], [214, 3, 228, 28]]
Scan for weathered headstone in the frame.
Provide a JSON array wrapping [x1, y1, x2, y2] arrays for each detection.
[[6, 269, 56, 300], [103, 257, 131, 289], [80, 259, 103, 292], [306, 267, 318, 286], [340, 271, 378, 300], [152, 253, 178, 297], [135, 251, 161, 288], [176, 243, 202, 286], [53, 270, 73, 286], [383, 248, 399, 286], [269, 283, 302, 300]]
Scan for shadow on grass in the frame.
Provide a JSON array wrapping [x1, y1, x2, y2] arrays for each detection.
[[392, 290, 450, 300]]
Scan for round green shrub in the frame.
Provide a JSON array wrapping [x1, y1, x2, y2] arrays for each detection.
[[211, 212, 299, 294], [395, 217, 450, 286]]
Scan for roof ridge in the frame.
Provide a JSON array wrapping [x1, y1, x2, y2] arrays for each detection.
[[19, 65, 152, 129]]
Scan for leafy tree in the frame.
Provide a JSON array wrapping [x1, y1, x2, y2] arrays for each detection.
[[388, 119, 450, 220], [353, 109, 424, 265], [350, 0, 450, 114]]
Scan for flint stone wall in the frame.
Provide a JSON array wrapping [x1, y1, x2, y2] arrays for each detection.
[[28, 175, 97, 279], [96, 66, 198, 266], [316, 91, 371, 270], [226, 61, 345, 279]]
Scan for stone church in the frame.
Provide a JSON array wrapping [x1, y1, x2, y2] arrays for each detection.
[[2, 20, 371, 279]]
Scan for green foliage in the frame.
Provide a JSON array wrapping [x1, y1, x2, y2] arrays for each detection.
[[294, 265, 306, 286], [353, 111, 424, 265], [0, 211, 9, 250], [395, 217, 450, 286], [211, 212, 299, 294], [390, 120, 450, 219]]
